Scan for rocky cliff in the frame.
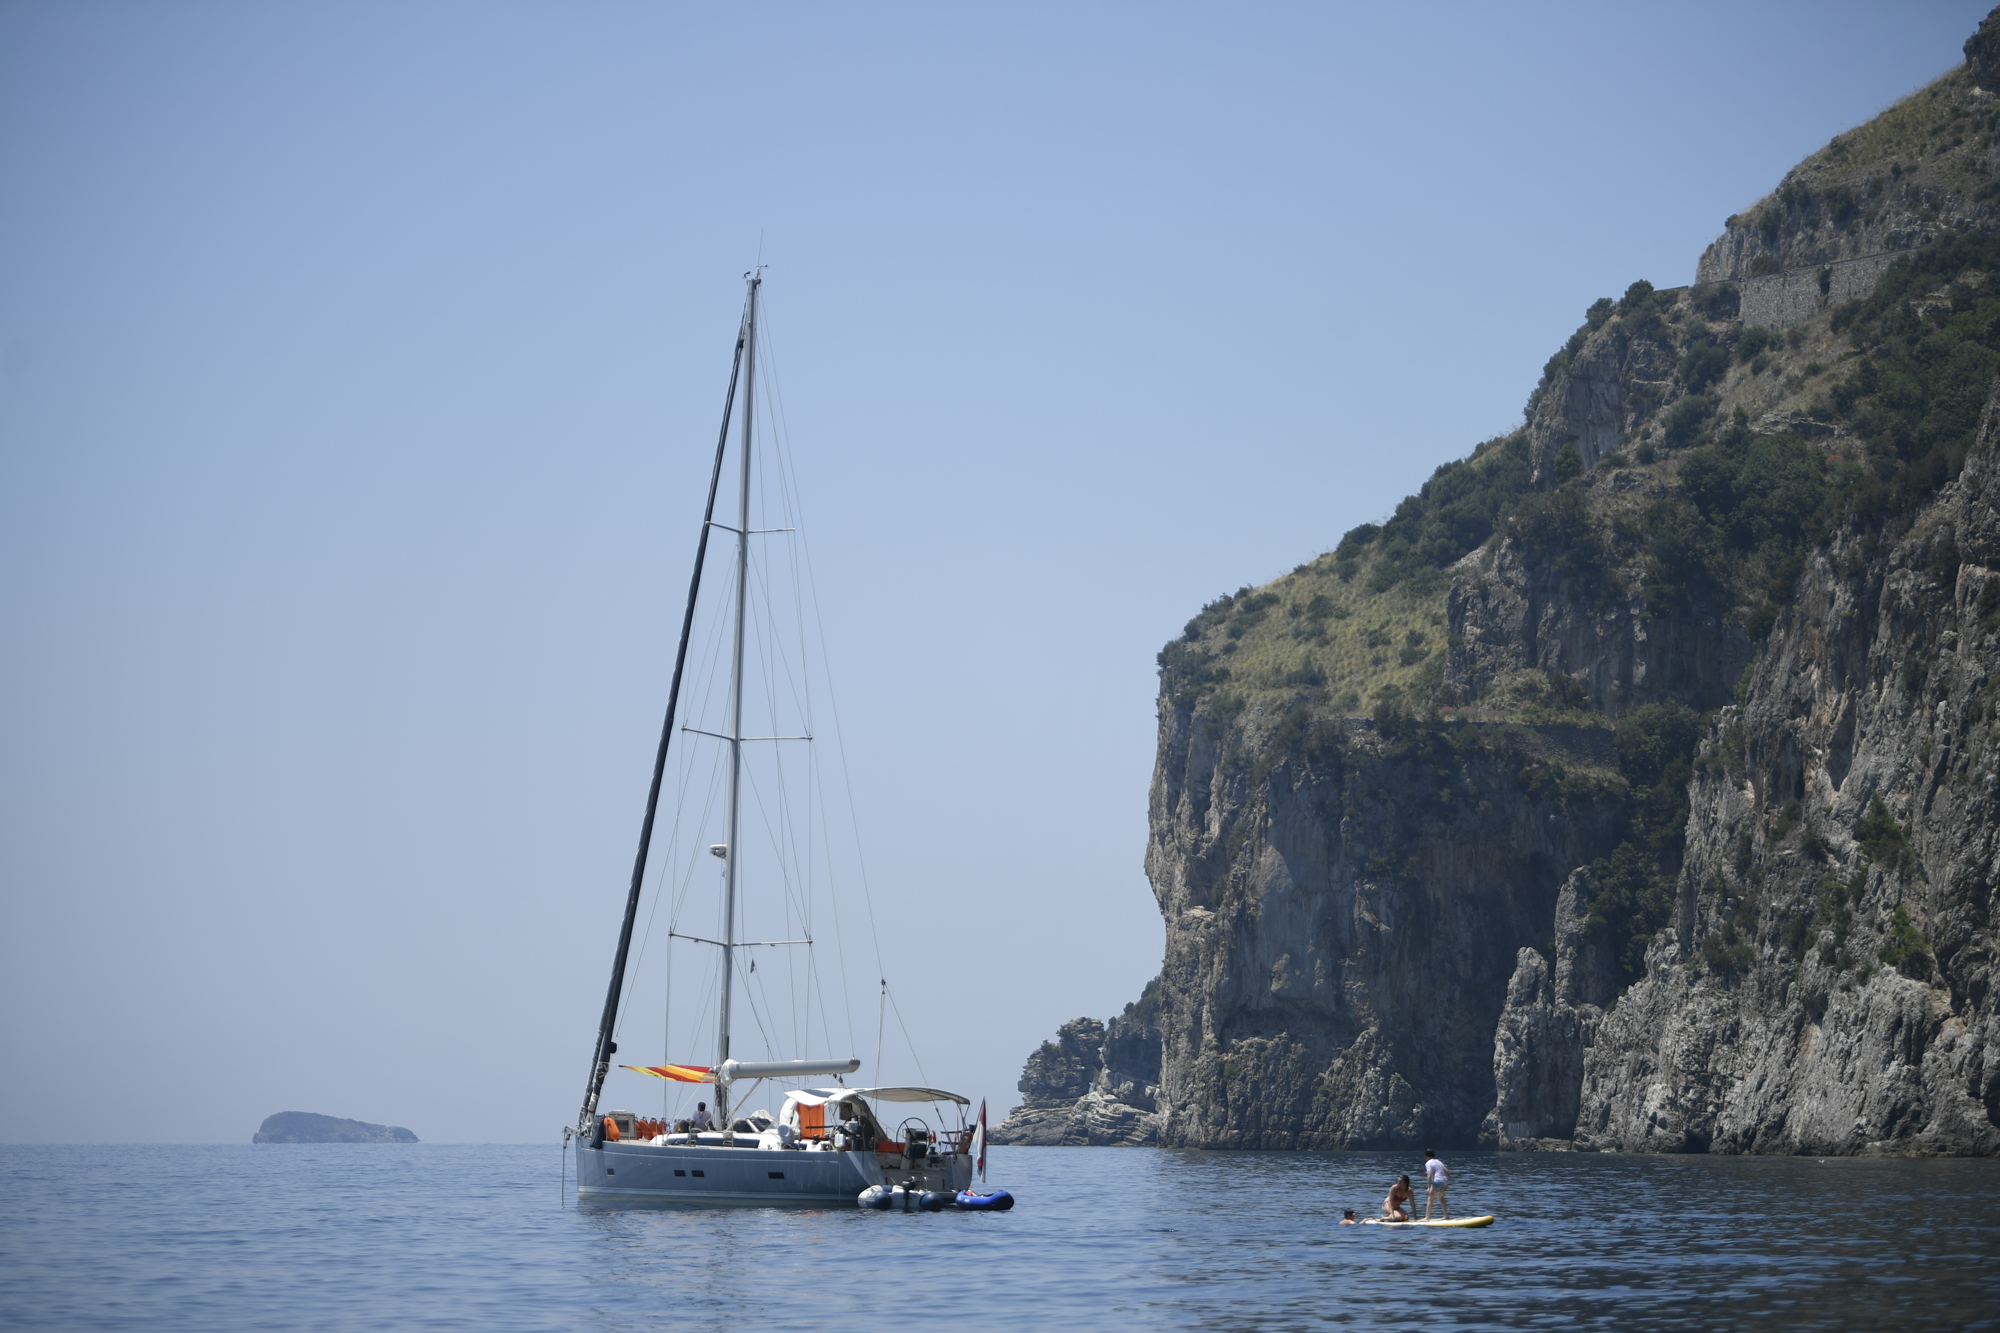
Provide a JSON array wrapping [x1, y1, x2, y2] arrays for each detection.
[[1003, 12, 2000, 1156], [1566, 393, 2000, 1155]]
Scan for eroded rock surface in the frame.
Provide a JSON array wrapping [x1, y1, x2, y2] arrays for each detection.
[[1574, 390, 2000, 1156]]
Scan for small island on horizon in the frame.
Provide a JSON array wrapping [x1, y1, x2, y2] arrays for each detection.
[[252, 1111, 417, 1144]]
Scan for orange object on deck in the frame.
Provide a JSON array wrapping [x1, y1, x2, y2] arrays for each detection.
[[798, 1103, 826, 1139], [603, 1115, 620, 1142]]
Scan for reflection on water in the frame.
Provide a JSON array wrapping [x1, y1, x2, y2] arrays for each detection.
[[3, 1144, 1997, 1329]]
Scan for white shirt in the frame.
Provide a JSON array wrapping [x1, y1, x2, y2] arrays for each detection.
[[692, 1109, 714, 1129], [1425, 1156, 1447, 1186]]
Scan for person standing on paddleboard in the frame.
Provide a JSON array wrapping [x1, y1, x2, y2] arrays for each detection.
[[1423, 1150, 1449, 1220]]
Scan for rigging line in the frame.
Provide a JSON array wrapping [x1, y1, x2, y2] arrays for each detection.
[[732, 756, 816, 1056], [758, 352, 818, 1060], [811, 752, 859, 1056], [736, 761, 818, 976], [617, 691, 728, 1035], [742, 952, 777, 1060], [662, 738, 728, 947], [885, 981, 933, 1092], [743, 319, 817, 955], [744, 515, 814, 754], [762, 294, 862, 1068], [787, 475, 888, 983], [760, 322, 819, 967], [875, 978, 886, 1089], [659, 553, 739, 936], [647, 549, 732, 906], [672, 920, 680, 1112], [752, 959, 789, 1063], [649, 543, 734, 950]]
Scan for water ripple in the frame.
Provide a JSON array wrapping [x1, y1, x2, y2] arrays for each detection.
[[1, 1144, 1996, 1329]]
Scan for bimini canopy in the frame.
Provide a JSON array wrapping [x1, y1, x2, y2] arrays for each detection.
[[788, 1086, 970, 1107]]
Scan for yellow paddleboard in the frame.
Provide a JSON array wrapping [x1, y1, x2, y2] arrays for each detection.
[[1362, 1215, 1494, 1228]]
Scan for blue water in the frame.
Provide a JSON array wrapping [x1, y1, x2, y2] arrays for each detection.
[[2, 1144, 1997, 1329]]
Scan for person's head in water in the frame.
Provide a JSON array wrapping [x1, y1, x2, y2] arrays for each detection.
[[1342, 1209, 1356, 1222]]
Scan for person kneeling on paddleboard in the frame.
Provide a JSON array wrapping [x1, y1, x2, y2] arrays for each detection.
[[1423, 1149, 1449, 1220], [1382, 1175, 1413, 1221]]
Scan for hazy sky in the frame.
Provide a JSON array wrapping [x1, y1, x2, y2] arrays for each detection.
[[2, 2, 1987, 1143]]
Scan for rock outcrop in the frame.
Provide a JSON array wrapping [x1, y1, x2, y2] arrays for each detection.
[[991, 989, 1163, 1146], [1481, 868, 1617, 1148], [253, 1111, 417, 1143], [1447, 531, 1752, 717]]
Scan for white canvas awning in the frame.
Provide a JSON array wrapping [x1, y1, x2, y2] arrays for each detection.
[[784, 1086, 969, 1107]]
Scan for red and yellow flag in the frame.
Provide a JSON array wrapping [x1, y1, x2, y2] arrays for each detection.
[[620, 1064, 712, 1083]]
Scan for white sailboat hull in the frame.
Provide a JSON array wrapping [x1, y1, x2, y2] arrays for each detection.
[[576, 1140, 969, 1205]]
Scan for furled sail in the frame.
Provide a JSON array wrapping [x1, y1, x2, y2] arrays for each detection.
[[619, 1064, 713, 1083]]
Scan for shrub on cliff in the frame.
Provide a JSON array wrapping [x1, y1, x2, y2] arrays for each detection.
[[1827, 232, 2000, 527], [1358, 433, 1534, 592], [1616, 701, 1703, 870], [1678, 339, 1730, 394], [1587, 842, 1675, 990], [1508, 486, 1608, 601], [1856, 793, 1913, 873]]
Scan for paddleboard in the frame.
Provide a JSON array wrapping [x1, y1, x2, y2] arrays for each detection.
[[1362, 1215, 1494, 1229]]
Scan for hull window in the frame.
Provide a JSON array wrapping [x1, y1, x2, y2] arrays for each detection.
[[674, 1170, 686, 1177], [768, 1172, 785, 1179]]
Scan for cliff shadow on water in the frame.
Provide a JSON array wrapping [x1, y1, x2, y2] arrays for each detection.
[[996, 11, 2000, 1156]]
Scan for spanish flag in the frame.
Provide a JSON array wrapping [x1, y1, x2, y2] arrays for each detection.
[[620, 1064, 713, 1083]]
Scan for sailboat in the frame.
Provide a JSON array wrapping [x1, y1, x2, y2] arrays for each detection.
[[570, 272, 988, 1206]]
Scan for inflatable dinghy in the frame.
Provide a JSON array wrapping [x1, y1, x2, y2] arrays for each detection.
[[1363, 1215, 1494, 1229], [858, 1186, 956, 1212], [954, 1189, 1015, 1211]]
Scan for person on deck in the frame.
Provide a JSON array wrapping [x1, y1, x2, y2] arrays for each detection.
[[1423, 1149, 1449, 1220], [691, 1103, 714, 1131], [1382, 1175, 1413, 1221]]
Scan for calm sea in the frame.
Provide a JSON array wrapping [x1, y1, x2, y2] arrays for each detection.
[[1, 1143, 1996, 1329]]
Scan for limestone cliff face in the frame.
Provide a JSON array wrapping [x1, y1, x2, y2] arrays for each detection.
[[1447, 529, 1752, 718], [1568, 394, 2000, 1156], [1144, 713, 1623, 1148]]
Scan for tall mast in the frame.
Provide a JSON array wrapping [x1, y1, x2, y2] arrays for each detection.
[[579, 287, 748, 1142], [717, 270, 759, 1129]]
